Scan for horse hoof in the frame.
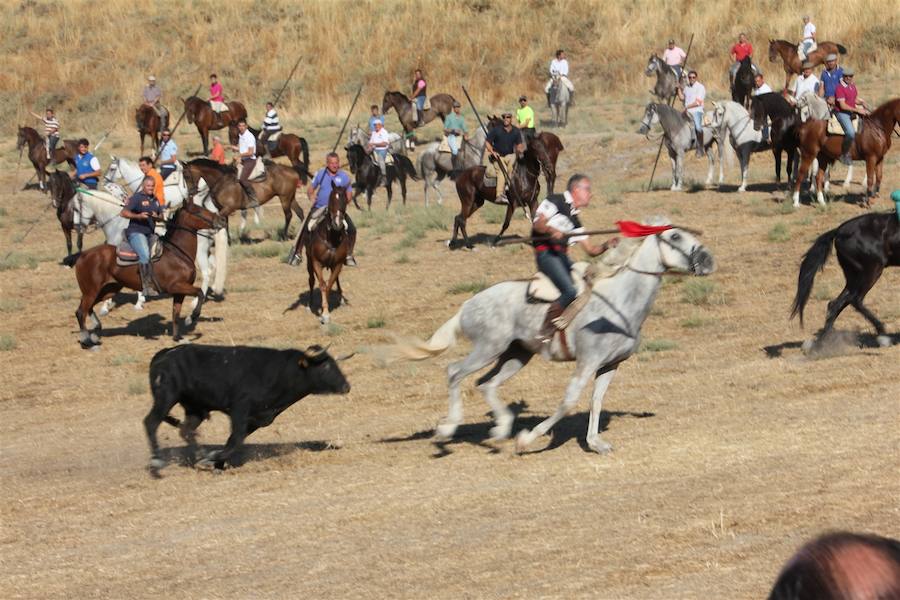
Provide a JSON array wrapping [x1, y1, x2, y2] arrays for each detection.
[[801, 338, 816, 354], [434, 422, 458, 442], [89, 332, 101, 344], [320, 314, 330, 325], [586, 436, 613, 455], [877, 335, 891, 348], [515, 430, 534, 454]]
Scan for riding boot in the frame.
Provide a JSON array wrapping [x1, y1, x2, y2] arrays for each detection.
[[139, 263, 160, 298], [290, 231, 306, 265], [449, 153, 461, 177], [840, 136, 853, 166], [546, 92, 552, 109], [537, 301, 565, 344], [696, 130, 705, 158]]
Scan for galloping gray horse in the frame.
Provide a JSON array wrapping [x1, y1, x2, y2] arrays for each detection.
[[638, 102, 724, 191], [416, 127, 486, 206], [380, 220, 715, 454], [644, 54, 682, 101]]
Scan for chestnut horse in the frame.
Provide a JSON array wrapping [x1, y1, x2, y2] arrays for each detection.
[[451, 134, 545, 249], [293, 186, 350, 324], [249, 126, 310, 171], [73, 203, 226, 347], [16, 126, 78, 192], [381, 91, 456, 149], [182, 96, 248, 155], [768, 39, 847, 92], [535, 131, 563, 195], [182, 158, 305, 239], [792, 98, 900, 208], [135, 104, 166, 155]]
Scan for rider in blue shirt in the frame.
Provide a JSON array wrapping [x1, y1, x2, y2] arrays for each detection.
[[820, 54, 844, 108], [120, 176, 163, 297], [295, 152, 357, 266], [73, 138, 101, 189]]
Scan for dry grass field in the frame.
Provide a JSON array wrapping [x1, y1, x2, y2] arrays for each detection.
[[2, 7, 899, 596]]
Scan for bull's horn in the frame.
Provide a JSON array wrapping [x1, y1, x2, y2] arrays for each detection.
[[305, 344, 331, 357], [336, 352, 356, 362]]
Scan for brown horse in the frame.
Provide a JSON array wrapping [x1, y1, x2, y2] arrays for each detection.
[[451, 136, 545, 249], [16, 126, 78, 192], [47, 170, 82, 258], [135, 104, 167, 156], [381, 91, 456, 149], [535, 131, 564, 194], [249, 126, 310, 173], [73, 203, 226, 347], [295, 186, 350, 324], [182, 96, 248, 155], [182, 158, 305, 239], [768, 39, 847, 92], [793, 97, 900, 207]]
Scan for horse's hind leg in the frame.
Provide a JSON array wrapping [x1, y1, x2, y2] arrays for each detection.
[[399, 174, 407, 206], [436, 340, 509, 441], [493, 202, 515, 245], [475, 342, 534, 441]]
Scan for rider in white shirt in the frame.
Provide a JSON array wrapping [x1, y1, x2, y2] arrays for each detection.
[[368, 120, 391, 179], [677, 70, 706, 158], [753, 73, 773, 142], [789, 62, 820, 105], [799, 15, 817, 59], [545, 49, 575, 106]]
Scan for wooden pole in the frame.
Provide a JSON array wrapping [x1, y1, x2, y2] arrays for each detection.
[[272, 55, 304, 107], [332, 85, 363, 154], [155, 84, 202, 162]]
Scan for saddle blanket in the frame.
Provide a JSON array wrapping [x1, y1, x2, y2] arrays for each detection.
[[267, 130, 282, 142], [210, 100, 228, 113], [249, 159, 267, 181], [527, 261, 590, 303], [116, 235, 163, 266], [438, 137, 451, 153], [827, 114, 860, 136], [371, 152, 394, 166]]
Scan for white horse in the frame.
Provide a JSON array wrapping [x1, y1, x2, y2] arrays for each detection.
[[380, 221, 715, 453], [638, 103, 724, 191], [104, 156, 191, 209], [416, 127, 487, 206], [709, 100, 766, 192]]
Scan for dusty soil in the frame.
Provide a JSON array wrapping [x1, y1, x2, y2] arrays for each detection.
[[2, 89, 898, 599]]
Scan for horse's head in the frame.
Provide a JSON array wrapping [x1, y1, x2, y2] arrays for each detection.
[[103, 156, 120, 184], [749, 96, 767, 131], [638, 103, 659, 134], [381, 91, 395, 116], [655, 224, 715, 276], [183, 96, 197, 124], [768, 40, 779, 62], [177, 202, 226, 231], [345, 145, 363, 174], [346, 125, 366, 149], [48, 171, 73, 210], [16, 127, 26, 151], [327, 186, 348, 231], [645, 54, 660, 76]]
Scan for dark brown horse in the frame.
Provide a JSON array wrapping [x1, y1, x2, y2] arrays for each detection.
[[16, 126, 78, 192], [793, 98, 900, 207], [294, 186, 350, 324], [767, 531, 900, 600], [451, 136, 545, 249], [535, 131, 564, 194], [135, 104, 166, 156], [182, 96, 248, 155], [182, 158, 305, 239], [73, 203, 226, 347], [791, 210, 900, 349], [768, 39, 847, 92], [249, 126, 310, 173], [381, 91, 456, 149], [47, 170, 82, 258]]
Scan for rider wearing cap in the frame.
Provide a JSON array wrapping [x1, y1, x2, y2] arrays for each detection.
[[820, 53, 844, 108], [142, 75, 168, 130], [443, 100, 467, 171], [516, 95, 536, 140], [485, 113, 524, 204], [834, 67, 870, 165], [789, 61, 820, 105]]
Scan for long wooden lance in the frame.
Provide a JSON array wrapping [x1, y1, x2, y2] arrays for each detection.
[[272, 56, 304, 107], [647, 33, 694, 192], [461, 85, 513, 189], [332, 85, 363, 154], [495, 224, 704, 246], [154, 84, 202, 162]]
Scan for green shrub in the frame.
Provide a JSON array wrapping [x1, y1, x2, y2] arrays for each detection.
[[0, 334, 16, 351], [367, 316, 386, 329], [768, 223, 791, 243], [639, 339, 677, 353], [127, 378, 147, 395], [449, 280, 487, 295], [0, 252, 38, 271], [681, 280, 726, 306]]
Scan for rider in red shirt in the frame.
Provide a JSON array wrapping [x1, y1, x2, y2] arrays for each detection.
[[729, 33, 757, 87]]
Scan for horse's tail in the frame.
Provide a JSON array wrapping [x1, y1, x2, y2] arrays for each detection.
[[300, 137, 310, 171], [397, 155, 419, 181], [791, 227, 838, 324], [836, 44, 848, 55], [292, 163, 310, 185], [377, 309, 463, 363]]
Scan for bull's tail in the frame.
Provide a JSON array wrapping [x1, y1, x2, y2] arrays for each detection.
[[791, 227, 838, 324], [378, 309, 463, 363], [836, 44, 848, 55]]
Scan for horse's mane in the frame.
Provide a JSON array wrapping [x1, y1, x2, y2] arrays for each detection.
[[870, 97, 900, 121], [385, 90, 409, 101], [187, 158, 235, 173]]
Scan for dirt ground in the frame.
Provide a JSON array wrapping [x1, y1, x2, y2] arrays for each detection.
[[2, 87, 898, 599]]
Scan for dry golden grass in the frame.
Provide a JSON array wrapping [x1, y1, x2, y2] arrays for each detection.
[[2, 77, 899, 597], [5, 0, 898, 132]]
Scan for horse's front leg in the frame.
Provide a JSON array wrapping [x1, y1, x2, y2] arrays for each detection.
[[493, 202, 515, 246], [64, 228, 73, 258], [171, 294, 185, 341], [313, 262, 330, 323], [864, 157, 877, 207]]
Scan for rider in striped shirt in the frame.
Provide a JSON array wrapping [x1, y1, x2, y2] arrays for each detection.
[[30, 107, 59, 159], [259, 102, 282, 147]]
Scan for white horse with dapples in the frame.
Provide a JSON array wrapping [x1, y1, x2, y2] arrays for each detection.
[[381, 220, 715, 453]]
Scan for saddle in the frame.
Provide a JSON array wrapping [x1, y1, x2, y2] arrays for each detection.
[[265, 131, 282, 153], [116, 235, 163, 266], [438, 136, 452, 153], [370, 152, 395, 166], [827, 113, 861, 136], [527, 261, 591, 303], [527, 262, 595, 360], [249, 159, 267, 182], [209, 100, 229, 114]]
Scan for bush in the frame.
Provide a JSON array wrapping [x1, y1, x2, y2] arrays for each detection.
[[0, 334, 16, 351], [0, 253, 38, 271], [127, 378, 147, 396], [639, 339, 677, 353], [367, 316, 386, 329], [768, 223, 791, 243], [448, 280, 487, 295], [681, 280, 726, 306]]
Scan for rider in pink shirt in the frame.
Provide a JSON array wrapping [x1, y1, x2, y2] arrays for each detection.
[[662, 39, 686, 78]]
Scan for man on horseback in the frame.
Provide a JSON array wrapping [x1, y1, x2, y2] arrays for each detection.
[[209, 73, 227, 128], [141, 75, 168, 130], [834, 68, 870, 166], [484, 113, 524, 204], [663, 39, 686, 79], [443, 100, 467, 171], [259, 101, 282, 149], [138, 156, 166, 207], [369, 104, 384, 133], [820, 54, 844, 109], [728, 33, 757, 89], [157, 129, 178, 180], [29, 107, 59, 160], [544, 49, 574, 107], [233, 119, 260, 203], [368, 119, 391, 180], [412, 69, 427, 127], [297, 152, 357, 267], [532, 174, 618, 343], [516, 96, 536, 140], [73, 139, 101, 190], [120, 176, 163, 297], [788, 62, 820, 106], [799, 15, 817, 60], [677, 70, 706, 157], [753, 73, 773, 142]]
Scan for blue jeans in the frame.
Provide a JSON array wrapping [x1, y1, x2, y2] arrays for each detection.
[[127, 232, 151, 265], [415, 96, 425, 111], [374, 149, 388, 175], [160, 165, 176, 180], [447, 134, 461, 155], [835, 112, 855, 142], [689, 110, 703, 133], [536, 250, 576, 307]]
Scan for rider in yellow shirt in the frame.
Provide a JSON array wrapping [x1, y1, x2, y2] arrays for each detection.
[[516, 95, 536, 140]]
